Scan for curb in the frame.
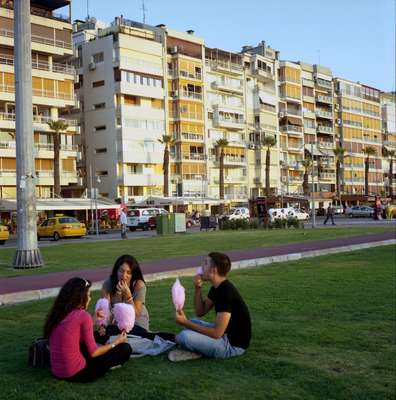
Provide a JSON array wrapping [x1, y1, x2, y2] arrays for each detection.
[[0, 239, 394, 306]]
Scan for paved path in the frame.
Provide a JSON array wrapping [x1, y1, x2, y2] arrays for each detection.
[[0, 231, 394, 296]]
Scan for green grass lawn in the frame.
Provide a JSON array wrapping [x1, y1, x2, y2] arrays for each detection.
[[0, 226, 394, 277], [0, 245, 395, 400]]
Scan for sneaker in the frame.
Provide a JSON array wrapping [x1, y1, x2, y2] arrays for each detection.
[[168, 349, 202, 362]]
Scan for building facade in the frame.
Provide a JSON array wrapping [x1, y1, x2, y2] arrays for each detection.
[[0, 0, 79, 199]]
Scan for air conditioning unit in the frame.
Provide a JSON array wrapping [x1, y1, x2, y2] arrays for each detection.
[[281, 176, 287, 182], [334, 104, 339, 110], [279, 112, 285, 118], [88, 62, 96, 71], [170, 90, 179, 98], [248, 144, 255, 149], [336, 118, 342, 125], [170, 46, 178, 54]]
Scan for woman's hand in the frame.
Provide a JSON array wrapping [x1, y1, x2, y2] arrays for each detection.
[[114, 331, 128, 345], [117, 280, 132, 299]]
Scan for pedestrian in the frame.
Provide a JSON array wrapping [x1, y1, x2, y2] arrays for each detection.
[[120, 208, 128, 239], [324, 204, 335, 225]]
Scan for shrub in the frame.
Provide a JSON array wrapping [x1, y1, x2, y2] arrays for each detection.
[[287, 217, 303, 229], [272, 218, 287, 229]]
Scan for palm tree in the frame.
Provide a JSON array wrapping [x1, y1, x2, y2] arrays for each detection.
[[301, 159, 312, 197], [387, 149, 395, 198], [333, 146, 346, 200], [362, 146, 377, 196], [261, 135, 276, 197], [47, 120, 68, 198], [158, 135, 174, 197], [215, 138, 229, 214]]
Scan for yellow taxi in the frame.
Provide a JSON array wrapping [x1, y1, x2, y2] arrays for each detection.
[[0, 224, 9, 245], [37, 215, 86, 241]]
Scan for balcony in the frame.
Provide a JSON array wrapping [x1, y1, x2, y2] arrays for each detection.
[[212, 155, 246, 167], [317, 125, 333, 134], [316, 95, 333, 104], [214, 175, 246, 184], [205, 59, 243, 75], [169, 111, 203, 121], [287, 142, 304, 152], [171, 153, 206, 162], [118, 173, 163, 186], [179, 90, 203, 101], [280, 124, 303, 135], [0, 113, 78, 131], [344, 163, 365, 169], [315, 78, 332, 89], [252, 68, 275, 82], [173, 132, 204, 142], [317, 141, 335, 149], [283, 108, 302, 117], [211, 81, 243, 94], [0, 28, 72, 51], [213, 114, 245, 130], [315, 110, 333, 120], [179, 70, 202, 81], [344, 177, 364, 183], [288, 175, 304, 183], [115, 56, 163, 76], [0, 55, 74, 75]]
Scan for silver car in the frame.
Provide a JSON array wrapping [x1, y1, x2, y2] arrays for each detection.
[[347, 205, 374, 218]]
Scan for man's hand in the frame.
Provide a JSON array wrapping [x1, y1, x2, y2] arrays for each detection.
[[193, 274, 203, 289], [175, 309, 188, 326]]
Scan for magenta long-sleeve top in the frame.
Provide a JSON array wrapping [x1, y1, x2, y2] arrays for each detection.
[[49, 309, 98, 378]]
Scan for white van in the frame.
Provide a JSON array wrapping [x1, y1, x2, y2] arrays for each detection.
[[127, 208, 168, 231], [226, 207, 250, 220]]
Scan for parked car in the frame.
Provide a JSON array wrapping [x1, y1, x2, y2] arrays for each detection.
[[268, 208, 292, 222], [127, 208, 168, 231], [288, 208, 310, 221], [346, 205, 374, 218], [0, 224, 9, 245], [225, 207, 250, 220], [37, 215, 87, 241], [332, 205, 344, 215]]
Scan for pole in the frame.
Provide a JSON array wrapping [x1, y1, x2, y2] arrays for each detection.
[[311, 142, 316, 228], [89, 164, 94, 233], [95, 186, 99, 237], [13, 0, 43, 268]]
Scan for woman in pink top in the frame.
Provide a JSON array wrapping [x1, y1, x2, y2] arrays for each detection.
[[43, 277, 132, 382]]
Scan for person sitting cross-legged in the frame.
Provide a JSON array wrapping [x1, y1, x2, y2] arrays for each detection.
[[169, 252, 251, 361]]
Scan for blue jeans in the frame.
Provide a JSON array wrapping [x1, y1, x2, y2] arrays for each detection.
[[176, 319, 245, 358]]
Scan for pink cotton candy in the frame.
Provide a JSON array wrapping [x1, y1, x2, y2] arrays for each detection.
[[95, 298, 110, 326], [172, 278, 185, 311], [113, 303, 135, 332], [196, 266, 204, 275]]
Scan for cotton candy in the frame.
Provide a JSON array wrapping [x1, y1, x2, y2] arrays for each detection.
[[95, 298, 110, 326], [113, 303, 135, 332], [196, 266, 204, 275], [172, 278, 185, 311]]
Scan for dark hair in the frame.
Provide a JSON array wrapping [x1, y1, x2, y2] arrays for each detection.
[[43, 277, 91, 338], [208, 252, 231, 276], [110, 254, 145, 295]]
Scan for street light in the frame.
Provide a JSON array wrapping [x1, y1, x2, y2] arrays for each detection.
[[95, 175, 101, 237]]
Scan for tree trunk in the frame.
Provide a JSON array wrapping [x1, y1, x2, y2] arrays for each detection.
[[265, 147, 270, 197], [336, 159, 341, 200], [219, 149, 224, 215], [303, 170, 309, 197], [364, 156, 369, 196], [163, 145, 169, 197], [53, 131, 61, 197], [389, 158, 393, 198]]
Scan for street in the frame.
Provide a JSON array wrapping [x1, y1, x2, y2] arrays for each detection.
[[1, 217, 395, 249]]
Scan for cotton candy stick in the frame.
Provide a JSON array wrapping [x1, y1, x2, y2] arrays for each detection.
[[196, 266, 204, 275], [172, 278, 185, 311]]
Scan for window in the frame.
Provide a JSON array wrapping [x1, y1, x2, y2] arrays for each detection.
[[94, 102, 105, 110], [59, 217, 79, 224], [97, 171, 108, 176], [92, 80, 105, 88], [94, 125, 106, 131], [92, 52, 104, 63], [95, 148, 107, 153]]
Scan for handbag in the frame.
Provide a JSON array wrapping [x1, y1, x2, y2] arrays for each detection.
[[28, 338, 50, 368]]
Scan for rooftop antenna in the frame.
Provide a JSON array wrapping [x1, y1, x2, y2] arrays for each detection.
[[317, 49, 321, 65], [141, 0, 147, 24], [87, 0, 90, 19]]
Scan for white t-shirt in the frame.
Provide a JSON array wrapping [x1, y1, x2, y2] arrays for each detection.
[[120, 211, 127, 225]]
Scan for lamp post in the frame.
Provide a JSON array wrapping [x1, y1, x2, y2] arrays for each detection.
[[310, 141, 316, 229], [95, 175, 101, 237]]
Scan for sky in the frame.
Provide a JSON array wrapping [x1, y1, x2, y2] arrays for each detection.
[[68, 0, 395, 91]]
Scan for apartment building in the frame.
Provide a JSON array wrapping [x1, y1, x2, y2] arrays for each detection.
[[276, 61, 336, 197], [204, 47, 248, 202], [74, 17, 166, 201], [334, 78, 383, 195], [381, 92, 396, 196], [241, 41, 280, 198], [166, 28, 206, 199], [0, 0, 79, 199]]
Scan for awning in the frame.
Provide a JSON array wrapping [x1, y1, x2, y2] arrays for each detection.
[[281, 116, 303, 126], [304, 144, 322, 156], [0, 198, 121, 212], [258, 91, 276, 106]]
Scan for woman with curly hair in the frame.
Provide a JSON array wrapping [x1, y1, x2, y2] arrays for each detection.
[[44, 277, 131, 382]]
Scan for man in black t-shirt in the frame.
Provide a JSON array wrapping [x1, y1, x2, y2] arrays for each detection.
[[172, 252, 251, 359]]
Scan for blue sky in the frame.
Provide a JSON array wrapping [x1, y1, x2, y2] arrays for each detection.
[[68, 0, 395, 91]]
